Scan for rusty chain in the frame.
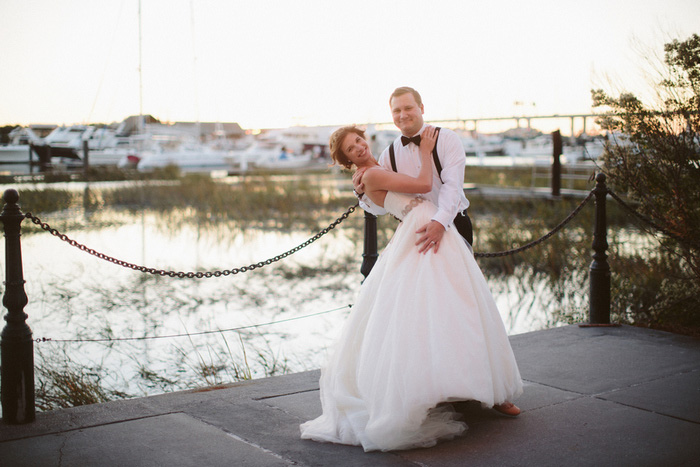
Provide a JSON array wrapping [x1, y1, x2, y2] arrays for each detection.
[[24, 190, 599, 273], [473, 192, 594, 258], [25, 203, 358, 279]]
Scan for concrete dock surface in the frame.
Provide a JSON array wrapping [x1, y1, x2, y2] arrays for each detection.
[[1, 324, 699, 466]]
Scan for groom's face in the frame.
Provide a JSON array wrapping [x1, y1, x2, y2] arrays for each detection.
[[390, 93, 424, 137]]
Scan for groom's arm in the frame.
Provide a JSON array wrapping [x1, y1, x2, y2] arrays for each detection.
[[432, 129, 466, 229]]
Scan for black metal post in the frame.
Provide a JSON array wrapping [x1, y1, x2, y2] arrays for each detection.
[[83, 139, 90, 179], [1, 189, 34, 424], [360, 211, 378, 280], [551, 130, 562, 197], [42, 145, 52, 172], [28, 144, 34, 175], [589, 173, 611, 324]]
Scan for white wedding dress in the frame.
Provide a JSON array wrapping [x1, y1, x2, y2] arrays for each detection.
[[300, 191, 523, 452]]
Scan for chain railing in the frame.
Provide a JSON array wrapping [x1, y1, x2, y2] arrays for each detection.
[[473, 191, 593, 258], [20, 190, 594, 277], [23, 203, 358, 278], [22, 194, 595, 282]]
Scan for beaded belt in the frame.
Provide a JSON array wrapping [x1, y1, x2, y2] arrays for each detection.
[[400, 196, 425, 218]]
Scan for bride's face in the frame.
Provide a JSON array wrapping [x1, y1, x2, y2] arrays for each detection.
[[342, 133, 372, 166]]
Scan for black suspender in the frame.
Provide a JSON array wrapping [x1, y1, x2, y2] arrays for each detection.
[[387, 127, 473, 245], [389, 127, 443, 182]]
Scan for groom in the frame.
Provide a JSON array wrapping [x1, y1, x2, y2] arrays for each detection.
[[353, 86, 473, 253]]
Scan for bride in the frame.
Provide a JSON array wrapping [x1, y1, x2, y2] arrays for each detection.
[[300, 125, 523, 452]]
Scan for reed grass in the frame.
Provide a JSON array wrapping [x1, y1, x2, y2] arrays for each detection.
[[35, 348, 129, 411]]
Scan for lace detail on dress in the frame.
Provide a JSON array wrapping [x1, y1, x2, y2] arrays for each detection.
[[401, 196, 424, 218]]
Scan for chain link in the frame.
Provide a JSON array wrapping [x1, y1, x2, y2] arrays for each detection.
[[473, 192, 594, 258], [25, 203, 359, 278]]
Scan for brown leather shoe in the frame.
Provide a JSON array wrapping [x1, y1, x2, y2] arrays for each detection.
[[493, 402, 521, 416]]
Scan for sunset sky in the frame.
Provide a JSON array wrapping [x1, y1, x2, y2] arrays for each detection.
[[1, 0, 698, 132]]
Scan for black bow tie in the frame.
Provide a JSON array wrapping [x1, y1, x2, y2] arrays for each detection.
[[401, 135, 421, 146]]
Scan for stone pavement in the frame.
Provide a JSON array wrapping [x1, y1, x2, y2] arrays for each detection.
[[1, 324, 698, 466]]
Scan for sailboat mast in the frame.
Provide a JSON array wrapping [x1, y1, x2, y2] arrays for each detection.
[[138, 0, 144, 131], [190, 0, 201, 140]]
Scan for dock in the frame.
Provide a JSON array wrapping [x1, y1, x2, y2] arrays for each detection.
[[1, 324, 698, 466]]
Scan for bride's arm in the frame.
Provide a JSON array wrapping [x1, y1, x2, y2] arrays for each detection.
[[363, 126, 438, 194]]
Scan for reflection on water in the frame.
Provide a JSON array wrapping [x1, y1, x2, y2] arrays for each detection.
[[2, 177, 570, 403], [19, 206, 362, 395]]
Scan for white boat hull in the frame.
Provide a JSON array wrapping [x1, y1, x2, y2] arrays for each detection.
[[136, 150, 230, 172], [0, 145, 33, 166]]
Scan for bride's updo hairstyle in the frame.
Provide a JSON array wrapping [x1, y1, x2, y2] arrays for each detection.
[[329, 125, 366, 170]]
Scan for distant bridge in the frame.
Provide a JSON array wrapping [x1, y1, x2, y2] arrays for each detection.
[[371, 114, 604, 137], [428, 113, 603, 137]]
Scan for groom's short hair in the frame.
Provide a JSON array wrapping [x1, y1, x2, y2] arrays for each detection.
[[390, 87, 422, 107]]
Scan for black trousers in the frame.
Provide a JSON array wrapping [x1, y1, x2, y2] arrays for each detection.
[[454, 211, 473, 246]]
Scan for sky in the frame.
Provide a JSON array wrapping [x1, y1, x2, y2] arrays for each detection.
[[0, 0, 698, 132]]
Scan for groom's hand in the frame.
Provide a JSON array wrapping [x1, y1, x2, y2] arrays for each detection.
[[416, 220, 445, 254]]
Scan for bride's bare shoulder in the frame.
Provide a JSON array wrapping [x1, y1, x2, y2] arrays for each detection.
[[363, 166, 387, 178]]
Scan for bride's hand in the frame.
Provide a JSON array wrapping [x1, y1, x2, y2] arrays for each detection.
[[352, 167, 368, 195], [420, 126, 438, 157]]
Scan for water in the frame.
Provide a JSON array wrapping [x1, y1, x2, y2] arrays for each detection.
[[1, 177, 563, 400]]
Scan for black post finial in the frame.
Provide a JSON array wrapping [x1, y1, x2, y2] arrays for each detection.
[[3, 188, 19, 205]]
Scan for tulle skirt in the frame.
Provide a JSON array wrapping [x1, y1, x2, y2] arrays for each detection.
[[300, 192, 522, 451]]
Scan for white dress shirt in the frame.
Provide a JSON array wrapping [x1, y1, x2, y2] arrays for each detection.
[[360, 124, 470, 229]]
